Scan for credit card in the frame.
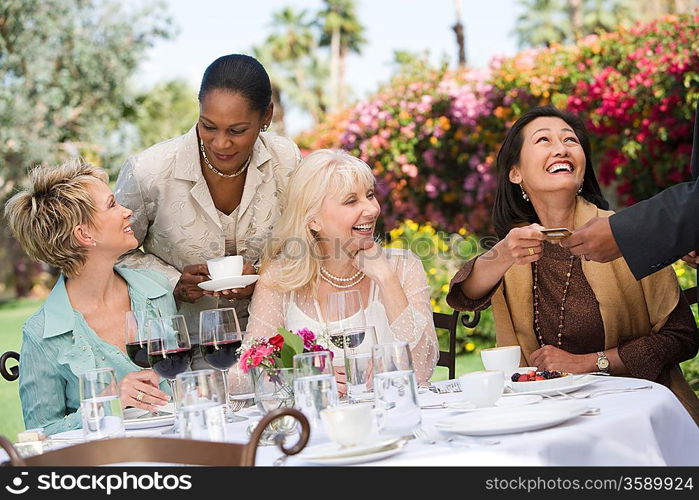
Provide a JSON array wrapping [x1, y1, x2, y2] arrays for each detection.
[[541, 227, 572, 241]]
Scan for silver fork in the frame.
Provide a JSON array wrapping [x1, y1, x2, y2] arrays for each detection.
[[432, 381, 462, 394], [412, 427, 437, 444]]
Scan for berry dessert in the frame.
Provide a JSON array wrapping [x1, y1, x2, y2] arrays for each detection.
[[511, 370, 568, 382]]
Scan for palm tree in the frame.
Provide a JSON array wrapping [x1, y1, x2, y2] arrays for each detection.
[[514, 0, 569, 48], [453, 0, 467, 66], [317, 0, 366, 112], [258, 7, 329, 126]]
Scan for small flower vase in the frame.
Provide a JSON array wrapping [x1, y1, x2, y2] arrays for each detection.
[[252, 367, 295, 414], [250, 367, 296, 445]]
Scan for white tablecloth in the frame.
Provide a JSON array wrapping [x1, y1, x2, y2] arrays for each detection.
[[12, 376, 699, 466]]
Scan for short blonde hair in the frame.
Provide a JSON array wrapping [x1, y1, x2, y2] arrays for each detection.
[[262, 149, 376, 291], [4, 158, 109, 278]]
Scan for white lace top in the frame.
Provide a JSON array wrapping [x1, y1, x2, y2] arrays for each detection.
[[247, 248, 439, 383]]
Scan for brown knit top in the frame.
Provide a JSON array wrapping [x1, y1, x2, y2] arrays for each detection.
[[447, 241, 698, 383]]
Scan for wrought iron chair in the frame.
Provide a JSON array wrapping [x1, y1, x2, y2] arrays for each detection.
[[0, 407, 309, 466], [433, 309, 481, 379], [1, 350, 19, 382]]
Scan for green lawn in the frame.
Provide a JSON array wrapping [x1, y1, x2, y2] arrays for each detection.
[[0, 298, 43, 441]]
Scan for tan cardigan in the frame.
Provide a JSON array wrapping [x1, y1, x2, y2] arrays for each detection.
[[491, 198, 699, 423]]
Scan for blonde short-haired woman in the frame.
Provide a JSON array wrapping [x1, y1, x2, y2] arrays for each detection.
[[247, 149, 439, 387], [5, 159, 175, 435]]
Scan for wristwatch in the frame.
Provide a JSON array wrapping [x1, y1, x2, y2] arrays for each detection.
[[596, 351, 610, 373]]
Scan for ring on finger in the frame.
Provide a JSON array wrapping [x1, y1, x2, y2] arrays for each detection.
[[136, 391, 144, 402], [527, 247, 535, 256]]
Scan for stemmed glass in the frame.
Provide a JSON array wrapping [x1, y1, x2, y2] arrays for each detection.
[[125, 309, 158, 368], [326, 290, 366, 350], [199, 308, 246, 423], [146, 315, 193, 417]]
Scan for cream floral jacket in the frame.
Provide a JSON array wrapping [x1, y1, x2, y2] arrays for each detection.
[[115, 125, 300, 338]]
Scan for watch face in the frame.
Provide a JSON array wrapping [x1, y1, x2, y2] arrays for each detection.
[[598, 357, 610, 370]]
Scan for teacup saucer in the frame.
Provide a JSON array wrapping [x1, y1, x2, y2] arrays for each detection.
[[300, 436, 404, 461], [197, 275, 259, 292]]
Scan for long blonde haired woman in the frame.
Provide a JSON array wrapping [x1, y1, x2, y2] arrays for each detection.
[[247, 150, 439, 387]]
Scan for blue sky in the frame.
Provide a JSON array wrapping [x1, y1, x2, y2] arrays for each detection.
[[134, 0, 522, 133]]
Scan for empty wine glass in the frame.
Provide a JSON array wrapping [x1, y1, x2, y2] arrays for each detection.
[[326, 290, 366, 350], [199, 308, 246, 423], [147, 315, 193, 423]]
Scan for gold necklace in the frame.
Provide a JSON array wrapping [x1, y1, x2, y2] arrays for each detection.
[[533, 254, 576, 347], [199, 138, 251, 178]]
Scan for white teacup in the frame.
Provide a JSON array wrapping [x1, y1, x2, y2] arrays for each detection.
[[457, 370, 505, 408], [480, 345, 521, 373], [320, 403, 377, 447], [207, 255, 243, 280]]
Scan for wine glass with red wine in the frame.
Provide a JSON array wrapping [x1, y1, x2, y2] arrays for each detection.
[[199, 308, 245, 422], [147, 315, 193, 416], [125, 310, 154, 369]]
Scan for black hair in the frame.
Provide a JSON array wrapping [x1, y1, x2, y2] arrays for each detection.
[[492, 105, 609, 239], [198, 54, 272, 113]]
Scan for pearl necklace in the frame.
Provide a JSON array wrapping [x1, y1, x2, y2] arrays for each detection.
[[319, 266, 365, 289], [199, 138, 251, 178], [533, 254, 576, 347]]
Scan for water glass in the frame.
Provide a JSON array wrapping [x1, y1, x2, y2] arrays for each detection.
[[372, 342, 421, 436], [343, 325, 377, 403], [79, 368, 125, 441], [293, 350, 335, 378], [176, 369, 226, 441], [293, 351, 338, 426]]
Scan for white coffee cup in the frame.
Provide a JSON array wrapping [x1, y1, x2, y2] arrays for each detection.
[[320, 403, 377, 447], [457, 370, 505, 408], [480, 345, 521, 373], [207, 255, 243, 280]]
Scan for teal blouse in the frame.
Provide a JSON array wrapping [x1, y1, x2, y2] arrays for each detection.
[[19, 267, 177, 435]]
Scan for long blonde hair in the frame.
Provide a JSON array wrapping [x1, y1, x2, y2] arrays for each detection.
[[262, 149, 375, 291]]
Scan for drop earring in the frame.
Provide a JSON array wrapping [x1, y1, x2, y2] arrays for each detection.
[[260, 124, 269, 132], [520, 184, 530, 202], [577, 186, 583, 195]]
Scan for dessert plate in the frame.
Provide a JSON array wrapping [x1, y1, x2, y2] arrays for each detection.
[[197, 275, 259, 292], [123, 403, 175, 430], [298, 437, 406, 465], [435, 401, 588, 436], [505, 374, 597, 396]]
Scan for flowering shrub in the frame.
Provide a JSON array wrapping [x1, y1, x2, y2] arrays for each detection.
[[298, 13, 699, 232], [238, 327, 331, 374], [384, 220, 496, 353]]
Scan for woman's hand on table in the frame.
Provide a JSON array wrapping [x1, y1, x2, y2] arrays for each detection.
[[211, 263, 257, 300], [174, 263, 210, 303], [119, 370, 171, 412], [530, 345, 596, 373]]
